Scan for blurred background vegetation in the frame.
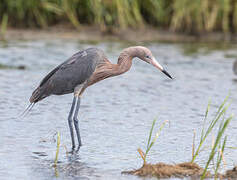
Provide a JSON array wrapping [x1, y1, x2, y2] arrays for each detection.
[[1, 0, 237, 33]]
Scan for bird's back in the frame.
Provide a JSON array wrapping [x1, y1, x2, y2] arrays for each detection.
[[30, 48, 106, 103]]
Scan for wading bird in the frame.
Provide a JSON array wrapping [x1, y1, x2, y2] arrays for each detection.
[[29, 46, 172, 150]]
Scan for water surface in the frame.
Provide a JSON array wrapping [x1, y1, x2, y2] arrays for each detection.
[[0, 40, 237, 180]]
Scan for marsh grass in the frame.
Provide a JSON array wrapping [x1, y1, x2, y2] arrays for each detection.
[[189, 96, 233, 179], [0, 14, 8, 38], [51, 131, 61, 177], [214, 138, 227, 177], [1, 0, 237, 33], [127, 96, 234, 179], [125, 119, 208, 179], [201, 115, 232, 179], [54, 131, 61, 166], [191, 96, 231, 162], [138, 119, 168, 165]]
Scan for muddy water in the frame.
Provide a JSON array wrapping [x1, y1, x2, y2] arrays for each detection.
[[0, 40, 237, 180]]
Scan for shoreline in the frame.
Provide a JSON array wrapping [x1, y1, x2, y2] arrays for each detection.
[[1, 26, 237, 43]]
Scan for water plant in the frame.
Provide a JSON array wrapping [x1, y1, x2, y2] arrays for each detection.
[[191, 96, 231, 163], [189, 95, 233, 179], [202, 114, 232, 179], [124, 96, 234, 179], [54, 131, 61, 166], [124, 119, 207, 179], [1, 0, 237, 33], [138, 119, 168, 165], [0, 13, 8, 38]]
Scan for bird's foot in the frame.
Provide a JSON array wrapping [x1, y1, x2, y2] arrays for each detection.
[[68, 145, 81, 154], [75, 145, 81, 153], [68, 146, 75, 154]]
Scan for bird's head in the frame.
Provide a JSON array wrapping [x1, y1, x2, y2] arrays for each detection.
[[134, 46, 172, 79]]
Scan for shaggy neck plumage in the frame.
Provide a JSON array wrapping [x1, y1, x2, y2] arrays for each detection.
[[88, 47, 143, 86], [113, 46, 142, 75]]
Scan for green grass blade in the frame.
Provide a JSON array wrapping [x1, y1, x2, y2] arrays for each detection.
[[1, 14, 8, 37], [214, 136, 227, 177], [201, 99, 211, 141], [192, 96, 230, 163], [227, 146, 237, 149], [214, 94, 229, 119], [142, 119, 168, 164], [41, 2, 64, 15], [146, 119, 156, 150], [201, 115, 232, 179], [145, 120, 168, 158], [54, 131, 60, 166]]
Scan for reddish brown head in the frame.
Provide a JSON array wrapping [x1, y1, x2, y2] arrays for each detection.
[[122, 46, 172, 79]]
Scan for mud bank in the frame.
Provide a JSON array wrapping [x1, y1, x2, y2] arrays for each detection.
[[2, 26, 237, 43], [123, 162, 210, 179], [224, 166, 237, 179], [123, 163, 237, 179]]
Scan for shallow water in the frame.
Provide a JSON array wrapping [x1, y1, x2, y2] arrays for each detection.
[[0, 40, 237, 180]]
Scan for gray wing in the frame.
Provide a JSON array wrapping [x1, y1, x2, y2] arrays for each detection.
[[40, 48, 101, 95]]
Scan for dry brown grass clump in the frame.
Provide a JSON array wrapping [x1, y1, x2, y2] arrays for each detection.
[[123, 162, 211, 179], [224, 166, 237, 179]]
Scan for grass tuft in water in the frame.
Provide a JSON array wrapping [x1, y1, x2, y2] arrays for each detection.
[[191, 95, 231, 163], [189, 95, 233, 179], [138, 119, 168, 165], [201, 114, 232, 179], [214, 136, 227, 178], [126, 96, 233, 179]]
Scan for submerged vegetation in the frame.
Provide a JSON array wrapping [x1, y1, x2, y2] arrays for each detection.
[[124, 96, 235, 179], [1, 0, 237, 33]]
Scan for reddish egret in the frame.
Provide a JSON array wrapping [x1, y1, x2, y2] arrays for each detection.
[[29, 46, 172, 149]]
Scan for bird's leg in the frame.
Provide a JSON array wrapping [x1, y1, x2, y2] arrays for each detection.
[[68, 96, 77, 149], [73, 95, 82, 149]]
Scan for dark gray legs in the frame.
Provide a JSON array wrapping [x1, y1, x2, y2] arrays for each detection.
[[68, 96, 76, 148], [68, 96, 82, 150], [74, 97, 82, 148]]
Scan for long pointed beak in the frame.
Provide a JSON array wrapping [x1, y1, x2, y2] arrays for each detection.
[[150, 57, 172, 79]]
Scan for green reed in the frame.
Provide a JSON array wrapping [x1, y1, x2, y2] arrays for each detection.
[[138, 119, 168, 165], [54, 131, 61, 166], [189, 95, 233, 179], [0, 13, 8, 38], [1, 0, 237, 33], [191, 96, 231, 163], [201, 113, 232, 179]]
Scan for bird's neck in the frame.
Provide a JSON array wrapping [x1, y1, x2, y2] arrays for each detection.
[[87, 47, 138, 86], [112, 47, 139, 75]]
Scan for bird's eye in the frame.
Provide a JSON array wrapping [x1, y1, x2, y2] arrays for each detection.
[[145, 55, 150, 59]]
